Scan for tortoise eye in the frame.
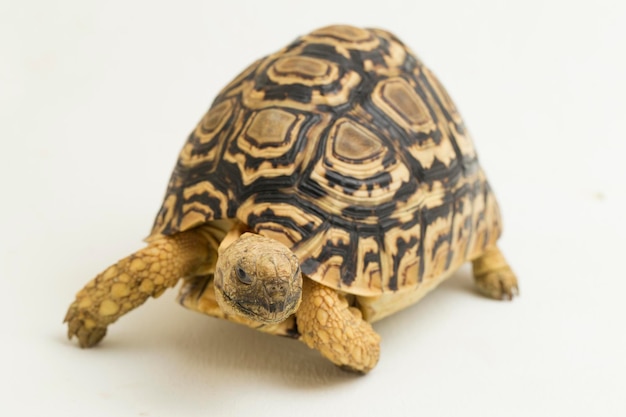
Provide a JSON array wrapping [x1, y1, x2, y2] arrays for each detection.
[[236, 266, 253, 285]]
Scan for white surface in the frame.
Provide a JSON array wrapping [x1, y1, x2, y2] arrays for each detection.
[[1, 0, 625, 416]]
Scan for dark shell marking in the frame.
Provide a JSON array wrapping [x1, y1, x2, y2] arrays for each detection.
[[150, 25, 501, 296]]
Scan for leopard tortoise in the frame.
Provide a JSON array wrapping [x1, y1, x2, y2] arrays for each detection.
[[65, 25, 518, 373]]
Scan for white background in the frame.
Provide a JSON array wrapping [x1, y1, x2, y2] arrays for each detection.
[[1, 0, 625, 416]]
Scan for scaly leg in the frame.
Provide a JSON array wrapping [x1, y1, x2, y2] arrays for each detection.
[[297, 279, 380, 373], [65, 229, 213, 347], [472, 245, 519, 300]]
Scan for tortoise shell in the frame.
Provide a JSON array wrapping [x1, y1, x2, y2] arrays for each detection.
[[149, 25, 502, 297]]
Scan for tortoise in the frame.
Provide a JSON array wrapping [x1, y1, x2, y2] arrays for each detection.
[[65, 24, 518, 373]]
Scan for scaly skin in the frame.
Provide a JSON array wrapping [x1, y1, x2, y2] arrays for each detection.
[[65, 230, 212, 347], [472, 246, 519, 300], [297, 279, 381, 373]]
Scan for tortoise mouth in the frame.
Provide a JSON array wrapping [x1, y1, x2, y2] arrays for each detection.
[[223, 291, 300, 324]]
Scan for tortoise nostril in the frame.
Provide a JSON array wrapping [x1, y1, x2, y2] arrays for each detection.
[[264, 280, 288, 299]]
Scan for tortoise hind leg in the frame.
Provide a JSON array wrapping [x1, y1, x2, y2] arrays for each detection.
[[472, 246, 519, 300], [297, 278, 381, 373], [64, 229, 214, 347]]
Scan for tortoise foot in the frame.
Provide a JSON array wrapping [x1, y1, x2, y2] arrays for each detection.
[[474, 267, 519, 300], [473, 246, 519, 301], [65, 306, 108, 348]]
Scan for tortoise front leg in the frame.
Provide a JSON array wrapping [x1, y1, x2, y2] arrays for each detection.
[[297, 279, 381, 373], [64, 229, 213, 347]]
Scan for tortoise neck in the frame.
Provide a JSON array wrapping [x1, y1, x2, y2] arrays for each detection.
[[196, 219, 238, 253]]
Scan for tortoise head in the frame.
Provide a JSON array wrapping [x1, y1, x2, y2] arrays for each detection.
[[214, 233, 302, 324]]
